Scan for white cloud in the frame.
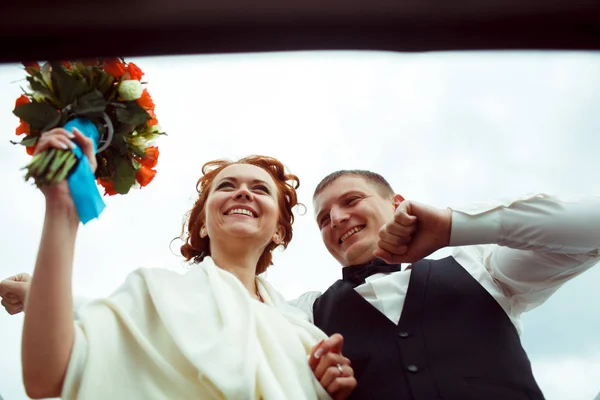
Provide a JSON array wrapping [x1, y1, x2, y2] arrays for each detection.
[[532, 354, 600, 400]]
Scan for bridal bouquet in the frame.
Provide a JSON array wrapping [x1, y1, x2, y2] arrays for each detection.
[[12, 59, 165, 223]]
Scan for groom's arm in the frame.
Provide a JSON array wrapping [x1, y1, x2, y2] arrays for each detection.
[[449, 193, 600, 313], [375, 193, 600, 312], [287, 291, 322, 324]]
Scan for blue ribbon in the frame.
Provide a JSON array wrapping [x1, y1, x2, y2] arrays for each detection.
[[63, 118, 106, 224]]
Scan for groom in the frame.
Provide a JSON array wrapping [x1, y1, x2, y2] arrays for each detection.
[[291, 169, 600, 399]]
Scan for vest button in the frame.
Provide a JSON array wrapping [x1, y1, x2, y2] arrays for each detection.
[[398, 331, 410, 338], [406, 365, 419, 373]]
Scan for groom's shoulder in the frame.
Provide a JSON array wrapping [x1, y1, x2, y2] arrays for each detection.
[[287, 279, 345, 306], [288, 290, 323, 307], [286, 290, 323, 322]]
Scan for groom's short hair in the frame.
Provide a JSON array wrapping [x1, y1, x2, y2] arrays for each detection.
[[313, 170, 395, 200]]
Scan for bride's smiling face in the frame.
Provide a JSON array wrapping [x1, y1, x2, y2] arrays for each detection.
[[203, 164, 283, 248]]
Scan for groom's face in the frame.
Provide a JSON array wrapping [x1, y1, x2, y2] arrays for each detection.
[[314, 176, 397, 267]]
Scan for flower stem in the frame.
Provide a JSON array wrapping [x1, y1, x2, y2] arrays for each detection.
[[52, 154, 78, 183], [22, 148, 79, 187], [45, 150, 72, 182]]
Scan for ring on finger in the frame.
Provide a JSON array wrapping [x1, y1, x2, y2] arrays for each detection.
[[336, 363, 344, 376]]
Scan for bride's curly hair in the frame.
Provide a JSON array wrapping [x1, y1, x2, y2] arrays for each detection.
[[179, 155, 301, 275]]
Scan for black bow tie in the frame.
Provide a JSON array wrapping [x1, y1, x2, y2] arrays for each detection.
[[342, 258, 402, 286]]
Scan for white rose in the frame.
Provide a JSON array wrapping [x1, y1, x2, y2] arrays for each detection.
[[118, 80, 143, 101]]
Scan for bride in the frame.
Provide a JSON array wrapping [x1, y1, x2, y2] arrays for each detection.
[[19, 127, 356, 399]]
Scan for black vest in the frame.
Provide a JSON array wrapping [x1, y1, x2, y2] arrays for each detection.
[[313, 256, 545, 400]]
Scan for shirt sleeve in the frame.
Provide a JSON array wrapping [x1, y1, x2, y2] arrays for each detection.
[[287, 291, 322, 324], [448, 193, 600, 315]]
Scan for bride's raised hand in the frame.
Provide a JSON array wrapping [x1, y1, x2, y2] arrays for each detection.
[[32, 127, 97, 208]]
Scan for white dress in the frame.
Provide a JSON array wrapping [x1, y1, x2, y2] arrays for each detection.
[[61, 257, 331, 400]]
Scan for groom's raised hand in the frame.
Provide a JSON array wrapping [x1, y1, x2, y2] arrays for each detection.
[[373, 200, 452, 264]]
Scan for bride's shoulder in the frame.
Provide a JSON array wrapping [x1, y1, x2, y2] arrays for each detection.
[[125, 266, 182, 278], [119, 266, 195, 289]]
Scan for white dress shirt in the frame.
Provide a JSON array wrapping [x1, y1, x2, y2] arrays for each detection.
[[288, 193, 600, 334]]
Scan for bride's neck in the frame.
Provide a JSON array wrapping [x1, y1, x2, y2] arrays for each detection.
[[210, 240, 262, 297]]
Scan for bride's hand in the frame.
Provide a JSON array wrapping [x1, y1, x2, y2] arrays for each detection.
[[33, 127, 97, 207], [309, 334, 357, 400]]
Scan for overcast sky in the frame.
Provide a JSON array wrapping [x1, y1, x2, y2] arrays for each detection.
[[1, 50, 599, 399]]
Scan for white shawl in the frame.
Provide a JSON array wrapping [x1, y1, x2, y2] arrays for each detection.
[[61, 257, 331, 400]]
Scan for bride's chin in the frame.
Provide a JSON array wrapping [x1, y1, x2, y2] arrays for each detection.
[[221, 227, 260, 239]]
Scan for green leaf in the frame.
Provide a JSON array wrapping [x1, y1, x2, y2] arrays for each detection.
[[59, 112, 70, 127], [73, 90, 107, 119], [116, 102, 150, 127], [115, 123, 135, 135], [26, 77, 61, 109], [28, 78, 55, 99], [109, 133, 130, 156], [13, 103, 59, 130], [112, 158, 136, 195], [21, 135, 39, 146], [42, 113, 62, 132], [128, 144, 146, 158], [97, 72, 115, 95], [10, 135, 39, 147], [94, 154, 111, 179], [51, 63, 87, 107]]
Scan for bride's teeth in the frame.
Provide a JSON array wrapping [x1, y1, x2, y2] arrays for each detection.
[[228, 208, 255, 217]]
